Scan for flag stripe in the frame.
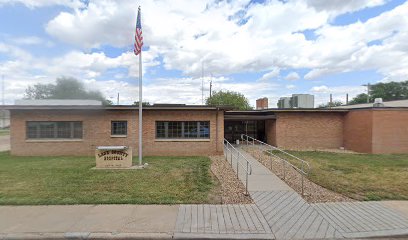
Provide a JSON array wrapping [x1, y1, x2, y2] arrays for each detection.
[[134, 7, 143, 56]]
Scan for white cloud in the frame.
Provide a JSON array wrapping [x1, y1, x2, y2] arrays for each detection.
[[260, 67, 280, 81], [285, 72, 300, 81], [286, 84, 296, 89], [311, 85, 329, 93], [40, 0, 408, 81], [304, 0, 387, 16], [0, 0, 85, 8]]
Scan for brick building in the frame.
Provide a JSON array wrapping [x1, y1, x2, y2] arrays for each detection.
[[5, 101, 408, 156]]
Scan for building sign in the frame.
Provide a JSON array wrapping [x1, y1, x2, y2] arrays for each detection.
[[95, 147, 132, 168]]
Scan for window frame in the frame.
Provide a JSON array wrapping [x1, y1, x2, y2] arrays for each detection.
[[155, 121, 210, 140], [111, 120, 128, 136], [26, 121, 83, 140]]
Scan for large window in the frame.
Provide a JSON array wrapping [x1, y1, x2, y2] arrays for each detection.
[[26, 121, 82, 139], [111, 121, 127, 136], [156, 121, 210, 139]]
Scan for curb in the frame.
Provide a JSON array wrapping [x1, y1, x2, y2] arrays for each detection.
[[1, 232, 174, 240]]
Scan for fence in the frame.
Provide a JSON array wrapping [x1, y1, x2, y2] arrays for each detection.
[[223, 139, 252, 195]]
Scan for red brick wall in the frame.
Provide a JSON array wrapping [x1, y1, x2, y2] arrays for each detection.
[[265, 119, 276, 146], [372, 109, 408, 154], [343, 110, 373, 153], [10, 109, 224, 156], [274, 112, 344, 150]]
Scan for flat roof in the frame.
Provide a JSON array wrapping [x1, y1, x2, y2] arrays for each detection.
[[1, 104, 232, 111]]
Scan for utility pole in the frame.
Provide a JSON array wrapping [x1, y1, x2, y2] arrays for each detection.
[[117, 93, 119, 105], [201, 62, 204, 105], [346, 93, 349, 105], [330, 93, 332, 108], [362, 83, 370, 103], [209, 74, 213, 99]]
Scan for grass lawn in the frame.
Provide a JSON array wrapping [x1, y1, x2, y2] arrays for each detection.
[[0, 129, 9, 136], [282, 151, 408, 201], [0, 152, 220, 205]]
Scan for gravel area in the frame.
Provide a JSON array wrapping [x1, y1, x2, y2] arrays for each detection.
[[242, 146, 353, 203], [209, 155, 253, 204]]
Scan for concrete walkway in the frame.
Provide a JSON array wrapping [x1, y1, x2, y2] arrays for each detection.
[[0, 205, 178, 239]]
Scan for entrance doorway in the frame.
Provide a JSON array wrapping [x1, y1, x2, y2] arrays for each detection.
[[224, 120, 265, 143]]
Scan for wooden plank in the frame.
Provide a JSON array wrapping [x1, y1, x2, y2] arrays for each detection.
[[234, 205, 250, 233], [203, 204, 212, 233], [282, 205, 314, 239], [264, 192, 299, 221], [216, 205, 226, 234], [175, 205, 186, 233], [339, 202, 385, 231], [239, 205, 257, 233], [190, 205, 198, 233], [254, 191, 270, 203], [331, 203, 371, 232], [257, 191, 286, 210], [228, 204, 242, 233], [244, 205, 264, 233], [250, 204, 273, 234], [197, 205, 205, 233], [361, 202, 408, 228], [267, 194, 303, 227], [352, 202, 401, 229], [293, 209, 318, 239], [323, 203, 360, 232], [210, 205, 219, 233], [325, 225, 337, 239], [272, 197, 307, 231], [303, 215, 324, 239], [314, 218, 329, 239], [258, 191, 292, 214], [182, 205, 192, 233], [315, 203, 352, 233], [222, 205, 234, 233]]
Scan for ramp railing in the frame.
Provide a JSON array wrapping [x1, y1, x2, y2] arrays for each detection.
[[223, 139, 252, 195], [241, 134, 310, 196]]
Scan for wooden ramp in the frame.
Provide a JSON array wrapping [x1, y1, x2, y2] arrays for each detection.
[[313, 201, 408, 238], [174, 204, 274, 239], [252, 191, 342, 239]]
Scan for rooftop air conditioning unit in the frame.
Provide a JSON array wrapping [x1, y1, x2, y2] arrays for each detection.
[[373, 98, 384, 107]]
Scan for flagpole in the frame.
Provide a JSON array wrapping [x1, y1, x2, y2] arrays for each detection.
[[138, 47, 143, 166]]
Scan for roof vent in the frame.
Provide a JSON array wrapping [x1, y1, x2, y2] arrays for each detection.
[[373, 98, 384, 107]]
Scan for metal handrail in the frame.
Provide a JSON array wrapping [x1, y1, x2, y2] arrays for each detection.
[[241, 134, 310, 196], [223, 139, 252, 195]]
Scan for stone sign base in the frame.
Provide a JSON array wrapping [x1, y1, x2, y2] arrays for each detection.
[[95, 146, 133, 169]]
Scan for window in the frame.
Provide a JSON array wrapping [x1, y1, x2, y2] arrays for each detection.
[[155, 121, 210, 139], [111, 121, 127, 135], [26, 121, 82, 139]]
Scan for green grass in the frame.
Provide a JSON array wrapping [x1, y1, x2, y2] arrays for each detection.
[[278, 151, 408, 201], [0, 129, 9, 136], [0, 152, 220, 205]]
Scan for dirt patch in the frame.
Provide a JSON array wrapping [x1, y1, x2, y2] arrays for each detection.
[[209, 155, 253, 204], [242, 146, 353, 203]]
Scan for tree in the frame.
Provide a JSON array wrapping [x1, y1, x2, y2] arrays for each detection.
[[206, 90, 252, 110], [24, 83, 55, 99], [349, 81, 408, 105], [318, 101, 343, 108], [349, 93, 370, 105], [24, 77, 112, 105], [370, 81, 408, 101]]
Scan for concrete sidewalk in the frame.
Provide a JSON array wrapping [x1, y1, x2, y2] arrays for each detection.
[[0, 205, 178, 239]]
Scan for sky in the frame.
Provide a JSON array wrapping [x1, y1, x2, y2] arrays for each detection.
[[0, 0, 407, 107]]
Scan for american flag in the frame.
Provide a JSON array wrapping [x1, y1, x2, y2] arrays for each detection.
[[134, 6, 143, 56]]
